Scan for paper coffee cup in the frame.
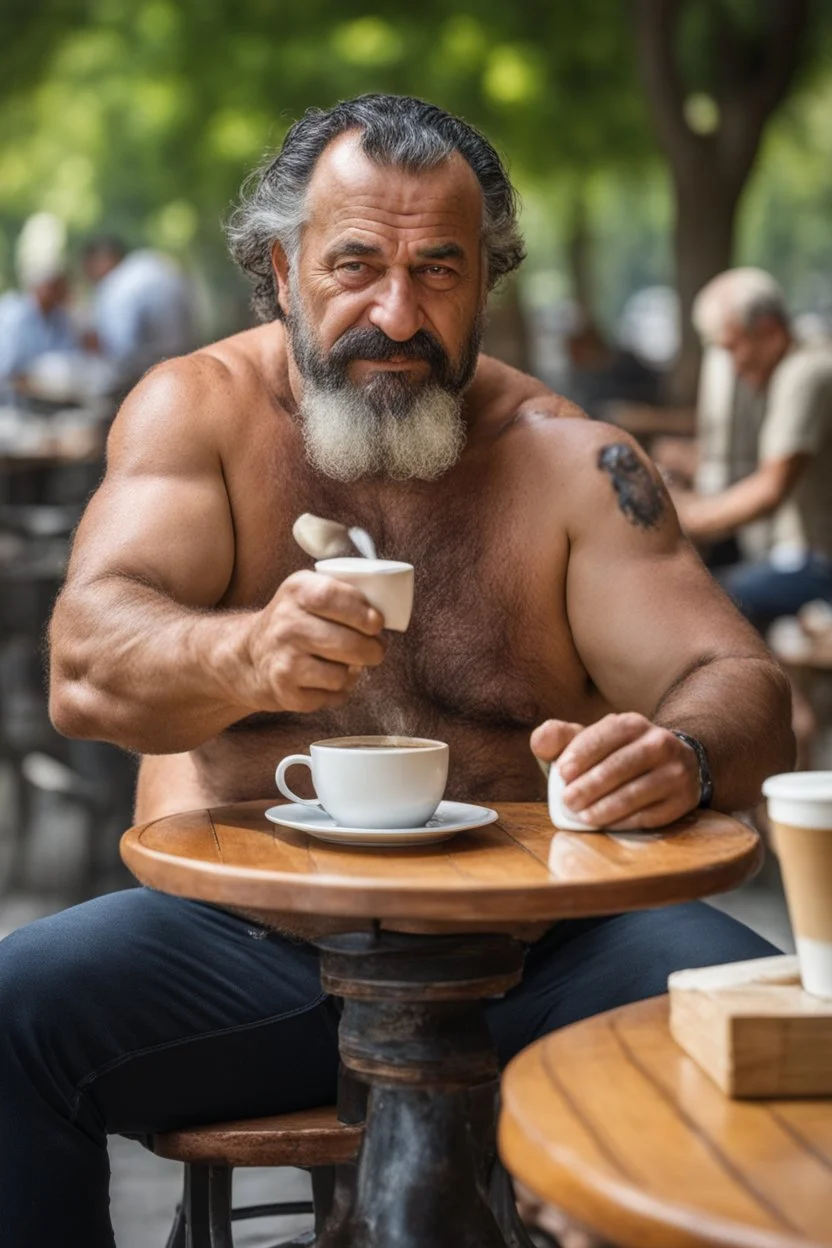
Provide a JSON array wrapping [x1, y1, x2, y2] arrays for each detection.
[[763, 771, 832, 997], [314, 558, 414, 632]]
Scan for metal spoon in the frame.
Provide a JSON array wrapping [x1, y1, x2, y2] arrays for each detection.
[[292, 513, 378, 561]]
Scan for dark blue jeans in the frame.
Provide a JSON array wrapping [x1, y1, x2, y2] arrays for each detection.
[[719, 553, 832, 633], [0, 887, 777, 1247]]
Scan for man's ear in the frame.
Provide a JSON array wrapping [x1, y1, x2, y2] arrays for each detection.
[[271, 241, 292, 319]]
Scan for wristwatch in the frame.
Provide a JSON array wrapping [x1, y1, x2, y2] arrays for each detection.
[[670, 730, 714, 809]]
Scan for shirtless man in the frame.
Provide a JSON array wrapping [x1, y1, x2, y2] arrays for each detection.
[[0, 96, 790, 1247]]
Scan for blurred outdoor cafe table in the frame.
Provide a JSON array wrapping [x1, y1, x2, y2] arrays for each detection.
[[122, 800, 761, 1247], [0, 403, 105, 470], [500, 995, 832, 1248], [601, 400, 697, 446]]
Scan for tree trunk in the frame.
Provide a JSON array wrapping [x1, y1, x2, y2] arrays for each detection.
[[566, 190, 593, 323], [483, 275, 531, 374], [632, 0, 810, 403], [671, 171, 740, 403]]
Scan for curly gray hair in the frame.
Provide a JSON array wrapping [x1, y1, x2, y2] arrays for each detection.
[[227, 93, 526, 322]]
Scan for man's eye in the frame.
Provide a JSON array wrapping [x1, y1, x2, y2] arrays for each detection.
[[337, 262, 368, 275], [422, 265, 452, 277]]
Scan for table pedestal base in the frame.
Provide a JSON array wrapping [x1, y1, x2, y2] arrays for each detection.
[[315, 930, 530, 1248]]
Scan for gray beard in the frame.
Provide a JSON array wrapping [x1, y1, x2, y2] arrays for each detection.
[[286, 289, 478, 483], [299, 379, 467, 482]]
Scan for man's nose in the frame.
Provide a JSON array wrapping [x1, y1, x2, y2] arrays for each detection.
[[368, 272, 423, 342]]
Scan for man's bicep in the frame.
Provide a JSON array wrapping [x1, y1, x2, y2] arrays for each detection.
[[67, 469, 235, 606], [565, 433, 764, 713], [65, 362, 236, 605]]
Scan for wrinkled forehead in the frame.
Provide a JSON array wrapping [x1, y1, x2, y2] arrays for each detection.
[[302, 130, 484, 250]]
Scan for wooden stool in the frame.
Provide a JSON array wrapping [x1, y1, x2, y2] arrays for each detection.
[[152, 1104, 363, 1248]]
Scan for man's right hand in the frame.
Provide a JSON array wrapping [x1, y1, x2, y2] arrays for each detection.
[[241, 571, 387, 713]]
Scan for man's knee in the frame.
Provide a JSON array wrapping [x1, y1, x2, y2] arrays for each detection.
[[0, 914, 95, 1055], [494, 903, 780, 1052], [0, 893, 154, 1058], [606, 902, 779, 996]]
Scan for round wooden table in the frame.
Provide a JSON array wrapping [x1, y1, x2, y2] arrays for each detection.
[[500, 996, 832, 1248], [122, 801, 762, 1248]]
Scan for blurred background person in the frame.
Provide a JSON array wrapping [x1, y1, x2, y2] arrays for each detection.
[[563, 313, 661, 417], [80, 236, 196, 394], [0, 213, 79, 401], [671, 268, 832, 632]]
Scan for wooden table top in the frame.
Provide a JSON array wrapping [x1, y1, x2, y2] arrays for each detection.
[[499, 996, 832, 1248], [603, 401, 697, 440], [121, 801, 761, 929]]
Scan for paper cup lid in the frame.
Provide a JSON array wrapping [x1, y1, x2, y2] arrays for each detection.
[[763, 772, 832, 829]]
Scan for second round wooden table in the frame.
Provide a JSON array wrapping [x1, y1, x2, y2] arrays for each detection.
[[122, 800, 761, 1248]]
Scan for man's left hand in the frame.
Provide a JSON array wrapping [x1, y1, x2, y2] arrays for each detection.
[[531, 713, 701, 830]]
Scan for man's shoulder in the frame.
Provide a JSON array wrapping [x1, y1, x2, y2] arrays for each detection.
[[470, 353, 587, 435], [471, 358, 645, 482], [771, 342, 832, 396], [512, 409, 644, 476], [125, 323, 279, 405], [0, 289, 30, 323], [110, 323, 282, 451]]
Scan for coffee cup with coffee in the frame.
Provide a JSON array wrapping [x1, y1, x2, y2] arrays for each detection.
[[314, 558, 414, 632], [763, 770, 832, 997], [275, 735, 448, 829]]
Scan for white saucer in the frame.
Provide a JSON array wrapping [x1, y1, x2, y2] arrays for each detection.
[[265, 800, 498, 847]]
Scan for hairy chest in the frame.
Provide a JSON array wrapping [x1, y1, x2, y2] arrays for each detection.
[[223, 457, 592, 737]]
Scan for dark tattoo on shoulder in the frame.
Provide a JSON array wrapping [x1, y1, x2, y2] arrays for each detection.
[[597, 442, 666, 529]]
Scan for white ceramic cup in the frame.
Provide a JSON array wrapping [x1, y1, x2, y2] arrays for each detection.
[[275, 735, 449, 829], [314, 558, 414, 632], [763, 771, 832, 997]]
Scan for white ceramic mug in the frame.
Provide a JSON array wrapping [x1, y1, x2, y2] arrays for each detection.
[[275, 735, 449, 828], [763, 771, 832, 997], [314, 558, 414, 632]]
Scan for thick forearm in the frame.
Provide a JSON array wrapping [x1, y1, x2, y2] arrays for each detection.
[[50, 579, 255, 753], [653, 655, 795, 810]]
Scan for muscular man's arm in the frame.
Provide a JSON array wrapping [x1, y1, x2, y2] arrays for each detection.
[[534, 426, 793, 822], [49, 357, 385, 754]]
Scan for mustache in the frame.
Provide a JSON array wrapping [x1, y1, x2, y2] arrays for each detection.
[[328, 326, 451, 373]]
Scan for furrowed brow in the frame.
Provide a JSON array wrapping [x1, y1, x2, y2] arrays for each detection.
[[415, 243, 465, 261], [324, 240, 383, 265]]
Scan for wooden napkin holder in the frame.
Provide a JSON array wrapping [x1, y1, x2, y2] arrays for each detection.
[[668, 954, 832, 1098]]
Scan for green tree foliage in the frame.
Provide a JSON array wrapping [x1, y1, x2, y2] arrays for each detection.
[[1, 0, 831, 352], [0, 3, 652, 283]]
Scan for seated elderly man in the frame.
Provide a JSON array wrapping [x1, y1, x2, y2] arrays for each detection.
[[0, 96, 791, 1246], [0, 213, 79, 399], [673, 268, 832, 631]]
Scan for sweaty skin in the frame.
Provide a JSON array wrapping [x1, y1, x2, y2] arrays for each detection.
[[49, 135, 792, 884]]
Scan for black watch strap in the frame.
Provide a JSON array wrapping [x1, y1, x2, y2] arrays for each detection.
[[670, 730, 714, 809]]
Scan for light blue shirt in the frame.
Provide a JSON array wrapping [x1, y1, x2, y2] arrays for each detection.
[[93, 251, 195, 385], [0, 290, 79, 381]]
